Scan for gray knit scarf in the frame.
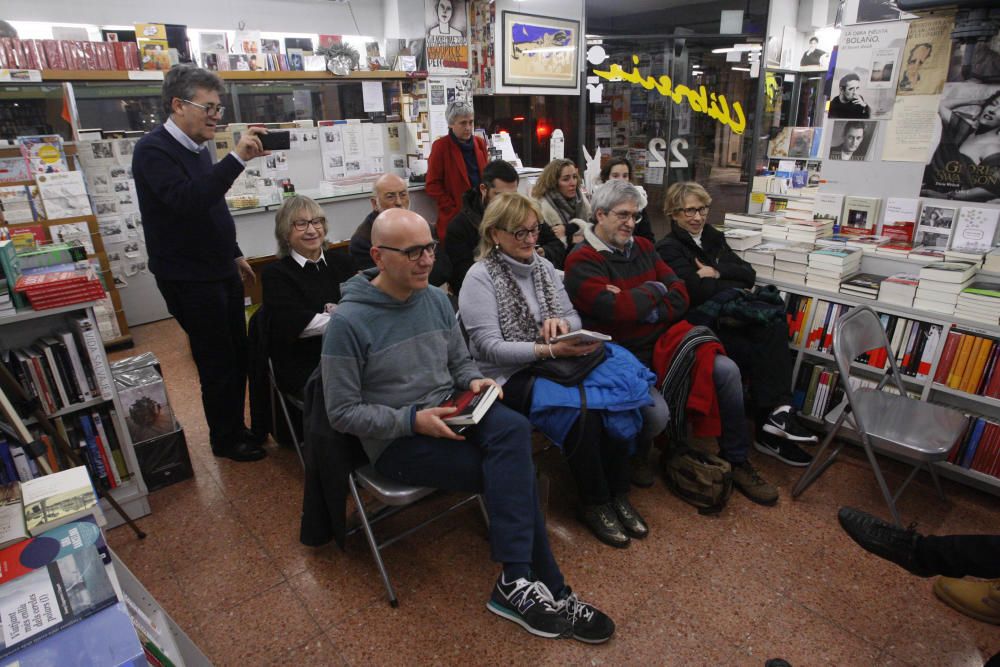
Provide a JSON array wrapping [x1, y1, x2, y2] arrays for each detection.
[[483, 251, 561, 342], [544, 190, 584, 225]]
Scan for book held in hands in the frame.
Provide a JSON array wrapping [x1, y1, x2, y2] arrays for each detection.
[[441, 384, 501, 427]]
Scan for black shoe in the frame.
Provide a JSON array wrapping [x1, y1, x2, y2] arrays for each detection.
[[837, 507, 933, 577], [487, 576, 572, 639], [212, 440, 267, 462], [579, 504, 630, 548], [241, 427, 268, 447], [610, 495, 648, 539], [753, 434, 814, 467], [629, 454, 656, 488], [553, 586, 615, 644], [764, 406, 818, 443]]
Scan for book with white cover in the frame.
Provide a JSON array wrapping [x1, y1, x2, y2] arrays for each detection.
[[812, 192, 844, 228], [918, 261, 977, 284], [723, 228, 762, 251], [879, 197, 919, 242], [913, 204, 957, 249], [950, 206, 999, 253]]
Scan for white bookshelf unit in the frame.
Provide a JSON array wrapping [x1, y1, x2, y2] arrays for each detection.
[[762, 274, 1000, 498], [0, 301, 151, 527]]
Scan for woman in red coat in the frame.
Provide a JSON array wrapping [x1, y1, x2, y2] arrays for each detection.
[[426, 100, 488, 239]]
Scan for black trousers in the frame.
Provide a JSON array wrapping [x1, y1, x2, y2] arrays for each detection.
[[157, 274, 248, 447], [717, 318, 793, 414], [502, 372, 631, 506], [917, 534, 1000, 578]]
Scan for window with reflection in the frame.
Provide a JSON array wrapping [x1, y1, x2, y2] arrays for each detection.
[[0, 84, 72, 141]]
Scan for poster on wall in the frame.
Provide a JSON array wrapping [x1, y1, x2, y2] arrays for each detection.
[[827, 120, 878, 161], [920, 81, 1000, 202], [425, 0, 470, 75], [501, 11, 580, 90], [896, 13, 954, 96], [881, 94, 940, 162], [797, 32, 837, 72], [829, 22, 908, 120]]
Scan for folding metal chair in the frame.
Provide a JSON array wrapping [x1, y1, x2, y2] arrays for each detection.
[[347, 466, 489, 607], [791, 306, 967, 526], [267, 357, 305, 469]]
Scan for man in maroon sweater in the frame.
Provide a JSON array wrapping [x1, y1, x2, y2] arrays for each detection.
[[564, 179, 778, 505]]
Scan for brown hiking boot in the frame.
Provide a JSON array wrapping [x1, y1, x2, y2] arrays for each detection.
[[933, 578, 1000, 625], [731, 461, 778, 506]]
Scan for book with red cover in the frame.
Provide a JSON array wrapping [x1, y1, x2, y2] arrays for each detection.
[[985, 352, 1000, 399], [42, 40, 66, 70], [440, 384, 500, 426], [94, 42, 111, 70], [977, 344, 1000, 395], [15, 270, 95, 293], [1, 38, 24, 69], [27, 288, 106, 310], [123, 42, 140, 70], [970, 422, 998, 474], [61, 40, 82, 70], [21, 39, 47, 70], [934, 331, 962, 385]]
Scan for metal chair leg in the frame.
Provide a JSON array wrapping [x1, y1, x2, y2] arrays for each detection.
[[348, 474, 399, 607], [275, 390, 305, 470], [477, 495, 490, 530], [860, 437, 903, 528], [792, 414, 845, 498]]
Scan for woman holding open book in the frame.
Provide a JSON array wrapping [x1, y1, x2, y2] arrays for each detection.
[[459, 192, 656, 548], [655, 182, 818, 467]]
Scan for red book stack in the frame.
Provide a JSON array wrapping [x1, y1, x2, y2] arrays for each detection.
[[14, 269, 106, 310]]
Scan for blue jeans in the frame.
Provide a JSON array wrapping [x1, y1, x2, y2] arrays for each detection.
[[643, 356, 750, 464], [374, 402, 564, 593]]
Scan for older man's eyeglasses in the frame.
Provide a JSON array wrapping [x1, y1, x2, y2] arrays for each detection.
[[377, 241, 439, 261], [609, 209, 642, 223], [292, 217, 326, 231], [676, 206, 709, 218], [182, 99, 226, 117]]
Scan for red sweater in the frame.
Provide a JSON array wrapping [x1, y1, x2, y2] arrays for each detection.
[[426, 133, 488, 239], [564, 228, 689, 366]]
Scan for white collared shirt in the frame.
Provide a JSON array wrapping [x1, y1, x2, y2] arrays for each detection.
[[289, 250, 333, 338]]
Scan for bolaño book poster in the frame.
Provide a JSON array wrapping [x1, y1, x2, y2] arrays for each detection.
[[829, 22, 909, 121]]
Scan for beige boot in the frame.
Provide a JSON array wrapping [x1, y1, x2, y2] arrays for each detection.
[[933, 577, 1000, 625]]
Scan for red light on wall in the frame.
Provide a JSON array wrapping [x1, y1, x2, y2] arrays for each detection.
[[535, 119, 552, 142], [512, 115, 526, 121]]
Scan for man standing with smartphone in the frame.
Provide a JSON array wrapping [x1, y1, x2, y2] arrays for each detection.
[[133, 65, 270, 462]]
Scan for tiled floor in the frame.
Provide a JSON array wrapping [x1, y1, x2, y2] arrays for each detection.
[[107, 318, 1000, 666]]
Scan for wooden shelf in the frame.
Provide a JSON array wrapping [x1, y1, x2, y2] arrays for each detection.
[[36, 69, 424, 83]]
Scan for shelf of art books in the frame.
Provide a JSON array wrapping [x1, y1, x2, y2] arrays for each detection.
[[0, 303, 151, 528], [34, 68, 424, 83], [778, 283, 1000, 495]]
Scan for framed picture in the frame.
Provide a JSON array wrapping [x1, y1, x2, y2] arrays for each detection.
[[501, 11, 580, 89]]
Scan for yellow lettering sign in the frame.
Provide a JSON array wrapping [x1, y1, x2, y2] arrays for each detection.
[[593, 55, 747, 135]]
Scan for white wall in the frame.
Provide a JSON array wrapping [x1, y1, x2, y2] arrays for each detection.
[[5, 0, 387, 40], [494, 0, 586, 96]]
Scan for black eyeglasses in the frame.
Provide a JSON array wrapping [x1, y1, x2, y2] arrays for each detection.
[[507, 226, 541, 242], [676, 206, 710, 218], [182, 99, 226, 117], [377, 241, 439, 261], [292, 217, 326, 231]]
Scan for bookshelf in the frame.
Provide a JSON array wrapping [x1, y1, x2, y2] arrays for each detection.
[[768, 275, 1000, 497], [0, 302, 150, 527], [38, 69, 425, 82]]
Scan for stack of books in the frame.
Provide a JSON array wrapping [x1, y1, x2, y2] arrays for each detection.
[[806, 247, 863, 292], [954, 281, 1000, 326], [984, 248, 1000, 273], [761, 217, 789, 241], [723, 211, 781, 231], [814, 234, 852, 249], [840, 272, 887, 300], [772, 243, 814, 285], [944, 246, 987, 266], [13, 268, 105, 311], [934, 330, 1000, 398], [878, 273, 920, 308], [744, 241, 790, 279], [874, 240, 916, 257], [844, 235, 890, 254], [914, 261, 977, 315], [908, 246, 946, 264], [785, 219, 834, 244], [722, 227, 763, 253]]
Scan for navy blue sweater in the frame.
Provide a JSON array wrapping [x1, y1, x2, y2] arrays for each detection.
[[133, 125, 245, 281]]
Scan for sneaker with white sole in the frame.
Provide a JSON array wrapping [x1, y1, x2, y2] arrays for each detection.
[[552, 586, 615, 643], [754, 434, 814, 467], [764, 406, 818, 443], [487, 576, 572, 639]]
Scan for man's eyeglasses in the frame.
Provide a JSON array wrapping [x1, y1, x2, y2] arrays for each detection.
[[292, 217, 326, 231], [675, 206, 710, 218], [377, 241, 438, 261], [508, 226, 541, 242], [609, 209, 642, 223], [382, 190, 409, 203], [182, 99, 226, 117]]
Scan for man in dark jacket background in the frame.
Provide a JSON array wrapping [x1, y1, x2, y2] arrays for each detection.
[[133, 64, 268, 462], [445, 160, 519, 294]]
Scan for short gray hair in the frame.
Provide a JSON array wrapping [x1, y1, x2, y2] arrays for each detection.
[[446, 100, 474, 125], [162, 65, 226, 117], [590, 179, 646, 215], [274, 195, 327, 258]]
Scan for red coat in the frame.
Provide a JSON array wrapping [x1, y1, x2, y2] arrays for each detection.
[[652, 320, 725, 437], [426, 133, 488, 239]]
